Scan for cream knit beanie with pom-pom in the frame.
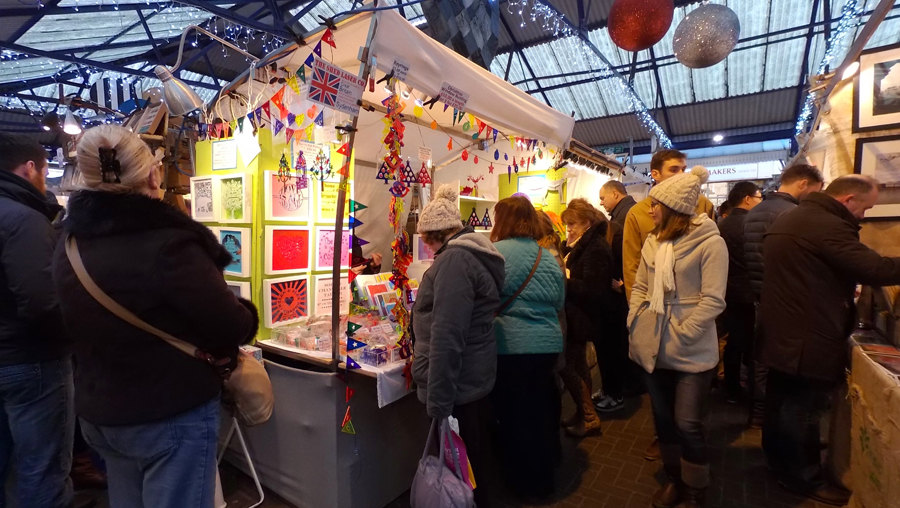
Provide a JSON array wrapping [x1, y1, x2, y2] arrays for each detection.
[[649, 166, 710, 215], [418, 184, 463, 233]]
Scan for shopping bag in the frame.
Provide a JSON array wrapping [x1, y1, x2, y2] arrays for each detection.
[[410, 418, 475, 508], [442, 420, 476, 490]]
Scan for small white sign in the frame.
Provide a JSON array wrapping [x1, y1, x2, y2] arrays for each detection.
[[212, 139, 237, 170], [439, 82, 469, 111], [418, 146, 432, 163], [392, 59, 410, 83], [315, 275, 351, 316]]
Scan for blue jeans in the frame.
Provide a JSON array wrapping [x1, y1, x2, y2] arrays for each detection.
[[645, 368, 715, 466], [0, 357, 74, 508], [80, 396, 221, 508]]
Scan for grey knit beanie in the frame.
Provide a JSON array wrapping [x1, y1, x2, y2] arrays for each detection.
[[418, 184, 462, 233], [649, 166, 710, 215]]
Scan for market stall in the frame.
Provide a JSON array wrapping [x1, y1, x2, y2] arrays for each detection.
[[189, 10, 575, 507]]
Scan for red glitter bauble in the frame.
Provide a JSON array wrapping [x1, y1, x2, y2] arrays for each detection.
[[608, 0, 674, 52]]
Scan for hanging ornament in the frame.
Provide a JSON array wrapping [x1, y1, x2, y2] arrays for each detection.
[[474, 155, 479, 164], [494, 149, 499, 160], [390, 180, 410, 198], [504, 153, 509, 161], [507, 165, 512, 183], [376, 162, 393, 183], [461, 149, 469, 161], [430, 120, 437, 130], [488, 163, 495, 174], [608, 0, 674, 52], [447, 138, 453, 150], [417, 163, 432, 184], [310, 149, 332, 181], [400, 160, 418, 185], [414, 105, 423, 117], [673, 3, 741, 69], [492, 129, 498, 143]]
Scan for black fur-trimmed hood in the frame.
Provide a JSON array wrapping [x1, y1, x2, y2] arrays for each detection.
[[64, 191, 232, 270]]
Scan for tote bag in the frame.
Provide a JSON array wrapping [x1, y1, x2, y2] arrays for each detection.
[[410, 418, 475, 508]]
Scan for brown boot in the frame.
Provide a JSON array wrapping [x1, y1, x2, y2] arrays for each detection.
[[71, 452, 107, 490], [653, 464, 683, 508], [564, 381, 601, 437], [678, 459, 709, 508], [645, 437, 661, 461], [676, 486, 706, 508], [560, 412, 579, 427]]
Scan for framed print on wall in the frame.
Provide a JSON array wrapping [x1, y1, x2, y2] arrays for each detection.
[[314, 227, 350, 271], [189, 176, 218, 222], [263, 276, 309, 327], [265, 226, 311, 275], [264, 170, 311, 221], [226, 280, 251, 299], [854, 134, 900, 219], [218, 173, 252, 223], [854, 43, 900, 133], [213, 227, 252, 277]]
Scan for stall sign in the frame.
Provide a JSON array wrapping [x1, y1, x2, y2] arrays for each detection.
[[307, 57, 365, 116], [392, 59, 410, 83], [700, 160, 783, 183], [418, 146, 432, 163], [439, 82, 469, 111]]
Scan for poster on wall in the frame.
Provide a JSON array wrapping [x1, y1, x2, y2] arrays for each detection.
[[854, 134, 900, 219], [316, 181, 352, 223], [213, 227, 252, 277], [226, 280, 251, 299], [413, 234, 435, 263], [189, 176, 218, 222], [218, 174, 252, 223], [264, 171, 310, 221], [265, 226, 311, 275], [212, 139, 238, 170], [264, 276, 309, 327], [854, 43, 900, 133], [314, 274, 350, 316], [315, 227, 350, 271]]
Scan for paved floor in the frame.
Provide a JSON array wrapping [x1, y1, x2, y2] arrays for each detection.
[[214, 386, 845, 508]]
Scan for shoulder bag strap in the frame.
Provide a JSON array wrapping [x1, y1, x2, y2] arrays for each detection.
[[65, 236, 216, 365], [495, 247, 543, 317]]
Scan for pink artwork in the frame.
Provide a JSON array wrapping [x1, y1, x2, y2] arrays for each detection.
[[265, 171, 310, 221], [316, 227, 350, 271]]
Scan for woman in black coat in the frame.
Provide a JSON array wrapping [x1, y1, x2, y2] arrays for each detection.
[[53, 125, 258, 508], [559, 198, 614, 437]]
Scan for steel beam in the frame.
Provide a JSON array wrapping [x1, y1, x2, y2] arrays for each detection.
[[648, 47, 673, 136], [287, 0, 325, 27], [172, 0, 292, 38], [6, 0, 62, 43], [791, 0, 823, 143], [499, 15, 553, 107], [0, 1, 241, 17], [137, 10, 165, 64]]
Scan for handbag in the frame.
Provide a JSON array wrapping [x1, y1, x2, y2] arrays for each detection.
[[65, 236, 274, 427], [495, 247, 543, 317], [410, 418, 475, 508]]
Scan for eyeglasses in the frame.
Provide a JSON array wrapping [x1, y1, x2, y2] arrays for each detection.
[[751, 194, 763, 200]]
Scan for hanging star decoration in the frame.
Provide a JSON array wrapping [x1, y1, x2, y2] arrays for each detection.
[[488, 163, 495, 174]]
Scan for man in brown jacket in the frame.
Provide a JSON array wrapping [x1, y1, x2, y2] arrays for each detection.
[[622, 149, 715, 462]]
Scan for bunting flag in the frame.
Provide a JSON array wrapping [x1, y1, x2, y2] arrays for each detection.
[[305, 124, 315, 141], [254, 107, 263, 124], [337, 163, 349, 177], [349, 200, 367, 212], [274, 119, 284, 136], [337, 143, 350, 156], [271, 87, 286, 116], [341, 420, 356, 435], [313, 41, 323, 57], [346, 386, 355, 402], [237, 117, 245, 132], [447, 138, 453, 150], [214, 123, 223, 138], [295, 66, 305, 84], [347, 338, 367, 351], [314, 111, 324, 127], [198, 124, 207, 139], [285, 128, 295, 142], [321, 28, 336, 48], [347, 321, 362, 335], [342, 406, 351, 427], [304, 53, 315, 67], [287, 113, 297, 126], [346, 356, 361, 369], [262, 102, 271, 119], [287, 74, 300, 95], [348, 268, 358, 285], [493, 129, 498, 143], [452, 109, 459, 126], [353, 236, 369, 247], [348, 216, 364, 229]]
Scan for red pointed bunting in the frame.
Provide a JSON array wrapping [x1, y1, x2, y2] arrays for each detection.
[[337, 163, 350, 177], [342, 406, 351, 428], [346, 386, 355, 402], [348, 269, 358, 285], [321, 28, 336, 48], [262, 102, 271, 119], [337, 143, 350, 156], [271, 87, 286, 117]]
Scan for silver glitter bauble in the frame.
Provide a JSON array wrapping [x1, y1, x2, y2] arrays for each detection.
[[673, 3, 740, 69]]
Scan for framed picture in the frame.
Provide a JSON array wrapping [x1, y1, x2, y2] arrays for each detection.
[[854, 134, 900, 219], [854, 43, 900, 133], [314, 274, 351, 316], [226, 280, 251, 299], [517, 175, 547, 203], [315, 180, 352, 224], [264, 170, 310, 221], [413, 234, 435, 263], [189, 176, 218, 222], [218, 173, 252, 223], [314, 226, 350, 271], [265, 226, 311, 275], [263, 276, 309, 327], [213, 227, 252, 277]]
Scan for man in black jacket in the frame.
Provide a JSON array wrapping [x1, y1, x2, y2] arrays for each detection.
[[0, 133, 73, 508], [599, 180, 636, 228], [743, 164, 823, 427], [759, 175, 900, 506], [717, 182, 762, 404]]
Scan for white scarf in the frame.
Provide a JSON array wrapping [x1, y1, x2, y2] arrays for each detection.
[[650, 241, 676, 315]]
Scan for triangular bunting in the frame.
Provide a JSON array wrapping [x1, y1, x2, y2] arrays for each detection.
[[321, 28, 336, 48], [348, 268, 358, 285], [346, 356, 361, 370], [237, 117, 245, 132], [287, 74, 300, 95], [298, 66, 306, 83], [262, 102, 271, 119], [353, 236, 369, 247], [313, 42, 322, 57], [347, 338, 367, 351], [346, 386, 355, 402], [349, 200, 367, 212], [314, 111, 324, 127], [304, 53, 315, 67], [347, 321, 363, 335], [286, 128, 295, 142], [348, 216, 364, 229], [271, 87, 286, 115], [341, 420, 356, 434], [337, 163, 349, 177], [337, 143, 350, 156], [274, 119, 284, 136], [342, 406, 352, 427]]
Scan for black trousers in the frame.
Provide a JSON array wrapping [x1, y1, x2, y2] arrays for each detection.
[[762, 370, 835, 489], [491, 353, 560, 498], [592, 318, 629, 400], [454, 397, 492, 508], [724, 300, 756, 396]]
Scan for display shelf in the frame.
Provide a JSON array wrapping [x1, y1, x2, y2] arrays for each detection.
[[459, 195, 497, 202]]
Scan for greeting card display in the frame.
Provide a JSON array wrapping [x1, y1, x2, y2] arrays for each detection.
[[213, 227, 251, 277], [314, 274, 351, 316], [189, 176, 218, 222], [226, 280, 251, 299], [264, 276, 309, 327], [315, 227, 350, 271], [218, 173, 252, 223], [265, 226, 311, 275], [264, 170, 310, 221]]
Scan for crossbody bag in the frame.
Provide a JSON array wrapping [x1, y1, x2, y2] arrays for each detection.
[[495, 247, 543, 317]]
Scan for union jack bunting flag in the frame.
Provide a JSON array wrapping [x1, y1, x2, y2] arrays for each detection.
[[309, 66, 340, 108]]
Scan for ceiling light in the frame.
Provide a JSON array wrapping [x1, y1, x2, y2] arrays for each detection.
[[41, 111, 59, 132], [712, 134, 724, 142], [842, 61, 860, 81], [63, 110, 82, 135]]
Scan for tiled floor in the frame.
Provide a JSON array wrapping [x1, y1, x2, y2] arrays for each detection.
[[212, 387, 844, 508]]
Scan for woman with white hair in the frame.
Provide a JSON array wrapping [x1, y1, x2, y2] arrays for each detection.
[[53, 125, 258, 508]]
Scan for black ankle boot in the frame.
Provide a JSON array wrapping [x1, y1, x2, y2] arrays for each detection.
[[676, 486, 706, 508], [652, 465, 682, 508]]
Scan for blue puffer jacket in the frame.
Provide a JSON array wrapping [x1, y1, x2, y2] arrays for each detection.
[[493, 238, 565, 355]]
